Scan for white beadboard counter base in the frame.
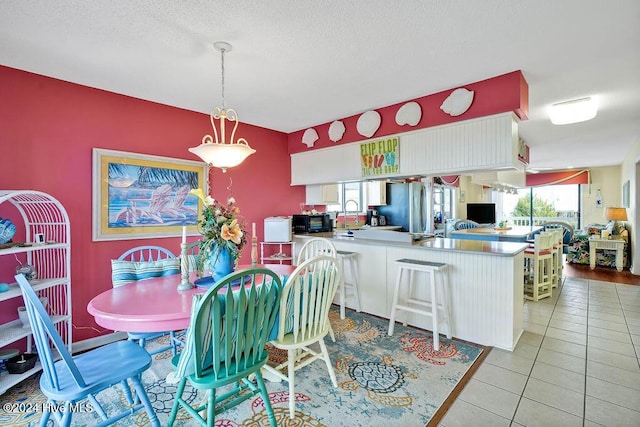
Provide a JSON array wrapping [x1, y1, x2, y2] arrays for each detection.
[[293, 234, 526, 351]]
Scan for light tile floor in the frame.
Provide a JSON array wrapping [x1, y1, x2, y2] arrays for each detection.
[[440, 276, 640, 427]]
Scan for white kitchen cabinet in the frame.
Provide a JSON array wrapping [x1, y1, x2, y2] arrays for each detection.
[[366, 181, 387, 206], [305, 184, 339, 205], [0, 190, 71, 395], [291, 112, 521, 185]]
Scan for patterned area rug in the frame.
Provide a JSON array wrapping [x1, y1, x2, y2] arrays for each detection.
[[0, 308, 486, 426]]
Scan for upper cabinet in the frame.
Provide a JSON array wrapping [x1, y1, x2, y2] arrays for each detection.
[[366, 181, 387, 206], [291, 112, 523, 186], [305, 184, 339, 205], [291, 144, 362, 186]]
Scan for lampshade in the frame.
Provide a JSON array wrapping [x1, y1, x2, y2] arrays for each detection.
[[549, 97, 597, 125], [605, 207, 627, 221], [188, 41, 256, 172]]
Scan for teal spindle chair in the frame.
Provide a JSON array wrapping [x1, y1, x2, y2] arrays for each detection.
[[112, 245, 182, 356], [168, 268, 282, 427], [15, 274, 159, 427]]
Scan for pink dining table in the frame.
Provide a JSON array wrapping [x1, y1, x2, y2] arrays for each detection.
[[87, 264, 295, 333]]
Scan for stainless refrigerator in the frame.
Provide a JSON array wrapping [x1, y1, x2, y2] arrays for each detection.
[[408, 181, 429, 233], [377, 181, 431, 233]]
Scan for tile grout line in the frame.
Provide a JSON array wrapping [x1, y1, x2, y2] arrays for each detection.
[[582, 278, 591, 427], [510, 277, 561, 425]]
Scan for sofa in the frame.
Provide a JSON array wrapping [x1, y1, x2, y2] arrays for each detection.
[[566, 223, 630, 269]]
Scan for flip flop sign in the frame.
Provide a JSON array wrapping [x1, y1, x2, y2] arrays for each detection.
[[361, 137, 400, 176]]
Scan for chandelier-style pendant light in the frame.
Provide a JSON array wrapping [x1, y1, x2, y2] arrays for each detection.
[[189, 41, 255, 172]]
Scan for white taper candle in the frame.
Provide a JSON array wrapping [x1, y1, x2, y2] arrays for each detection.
[[182, 226, 187, 244]]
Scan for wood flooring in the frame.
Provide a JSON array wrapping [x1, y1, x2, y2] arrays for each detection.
[[563, 261, 640, 285]]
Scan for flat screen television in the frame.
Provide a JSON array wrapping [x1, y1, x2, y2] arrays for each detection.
[[466, 203, 496, 225]]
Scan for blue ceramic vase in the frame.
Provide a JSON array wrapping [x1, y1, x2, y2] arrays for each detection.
[[210, 244, 235, 282]]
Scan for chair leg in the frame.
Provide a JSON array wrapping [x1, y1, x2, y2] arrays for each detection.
[[319, 338, 338, 387], [169, 331, 177, 356], [39, 406, 51, 427], [328, 324, 336, 342], [120, 379, 135, 405], [130, 374, 160, 427], [87, 393, 108, 420], [168, 378, 187, 427], [255, 370, 278, 427], [207, 388, 215, 427], [287, 349, 296, 419], [388, 266, 403, 336]]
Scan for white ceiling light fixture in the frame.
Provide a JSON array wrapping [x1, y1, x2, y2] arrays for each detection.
[[549, 97, 598, 125], [189, 41, 255, 172]]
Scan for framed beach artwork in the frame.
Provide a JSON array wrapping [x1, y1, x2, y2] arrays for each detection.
[[92, 148, 208, 241]]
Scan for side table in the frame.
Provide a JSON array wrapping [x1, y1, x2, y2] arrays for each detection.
[[589, 237, 625, 272]]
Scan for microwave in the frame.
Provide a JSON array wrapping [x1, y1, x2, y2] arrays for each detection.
[[292, 214, 332, 233]]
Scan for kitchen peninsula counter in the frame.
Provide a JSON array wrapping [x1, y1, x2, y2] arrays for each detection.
[[298, 231, 528, 256], [293, 233, 525, 350], [450, 225, 542, 242]]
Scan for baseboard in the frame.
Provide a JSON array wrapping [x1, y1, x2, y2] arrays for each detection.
[[72, 331, 127, 354]]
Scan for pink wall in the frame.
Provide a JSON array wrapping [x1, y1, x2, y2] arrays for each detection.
[[288, 70, 528, 153], [0, 65, 304, 342]]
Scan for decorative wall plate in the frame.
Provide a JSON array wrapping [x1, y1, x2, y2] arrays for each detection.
[[301, 128, 319, 147], [395, 102, 422, 126], [440, 87, 474, 116], [328, 120, 346, 142], [356, 110, 381, 138]]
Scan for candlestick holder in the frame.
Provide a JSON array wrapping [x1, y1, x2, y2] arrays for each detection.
[[178, 242, 194, 291], [251, 234, 258, 267]]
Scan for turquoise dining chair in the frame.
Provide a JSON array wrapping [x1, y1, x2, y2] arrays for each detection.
[[168, 268, 282, 427], [112, 245, 182, 356], [15, 274, 160, 427]]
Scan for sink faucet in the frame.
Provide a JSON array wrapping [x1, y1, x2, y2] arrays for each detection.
[[344, 200, 359, 229]]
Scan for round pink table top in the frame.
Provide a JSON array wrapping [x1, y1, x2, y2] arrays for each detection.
[[87, 264, 294, 333]]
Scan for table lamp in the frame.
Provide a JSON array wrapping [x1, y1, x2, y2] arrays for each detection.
[[605, 207, 627, 235]]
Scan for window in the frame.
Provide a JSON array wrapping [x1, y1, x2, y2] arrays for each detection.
[[326, 182, 363, 213], [433, 185, 454, 224], [498, 184, 580, 229]]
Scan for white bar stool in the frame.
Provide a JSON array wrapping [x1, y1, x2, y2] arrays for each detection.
[[388, 258, 451, 351], [336, 250, 361, 319]]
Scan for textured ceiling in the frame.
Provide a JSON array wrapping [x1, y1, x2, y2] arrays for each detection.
[[1, 0, 639, 171]]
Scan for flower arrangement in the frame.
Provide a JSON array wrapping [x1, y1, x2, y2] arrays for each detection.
[[189, 188, 247, 273]]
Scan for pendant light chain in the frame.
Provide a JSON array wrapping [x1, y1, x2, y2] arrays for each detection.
[[220, 46, 226, 110]]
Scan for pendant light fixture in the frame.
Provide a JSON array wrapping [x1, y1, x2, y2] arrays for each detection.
[[189, 41, 255, 172]]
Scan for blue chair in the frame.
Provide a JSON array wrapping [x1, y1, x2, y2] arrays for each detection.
[[112, 245, 182, 356], [168, 268, 282, 427], [183, 240, 203, 273], [454, 219, 480, 230], [15, 274, 160, 427]]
